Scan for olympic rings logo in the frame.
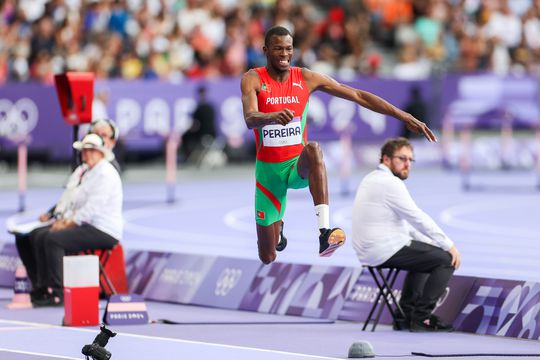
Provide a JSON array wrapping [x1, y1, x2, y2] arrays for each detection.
[[214, 268, 242, 296], [0, 98, 39, 140]]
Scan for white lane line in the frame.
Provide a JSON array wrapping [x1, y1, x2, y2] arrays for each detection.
[[0, 326, 50, 331], [440, 200, 538, 239], [0, 319, 341, 360], [123, 200, 252, 242], [113, 331, 343, 360], [123, 222, 241, 242], [337, 198, 538, 240], [0, 319, 52, 328], [0, 348, 80, 360], [223, 206, 254, 233]]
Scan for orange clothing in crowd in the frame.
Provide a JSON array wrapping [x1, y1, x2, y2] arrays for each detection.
[[365, 0, 413, 28]]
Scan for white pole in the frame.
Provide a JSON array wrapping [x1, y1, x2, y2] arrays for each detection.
[[536, 129, 540, 190], [441, 114, 454, 168], [459, 127, 472, 190], [17, 142, 27, 212], [339, 132, 352, 196], [165, 132, 180, 203]]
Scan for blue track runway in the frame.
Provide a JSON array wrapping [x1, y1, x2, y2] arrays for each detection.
[[0, 164, 539, 359]]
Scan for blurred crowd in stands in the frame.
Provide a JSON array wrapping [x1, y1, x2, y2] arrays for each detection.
[[1, 0, 539, 84]]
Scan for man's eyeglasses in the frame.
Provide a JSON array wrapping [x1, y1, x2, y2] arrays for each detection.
[[392, 155, 415, 163]]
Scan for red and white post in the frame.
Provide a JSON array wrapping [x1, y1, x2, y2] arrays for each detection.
[[63, 255, 100, 326]]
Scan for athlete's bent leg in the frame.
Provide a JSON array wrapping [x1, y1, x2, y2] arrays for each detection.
[[256, 221, 281, 264], [297, 142, 328, 205], [297, 142, 346, 257]]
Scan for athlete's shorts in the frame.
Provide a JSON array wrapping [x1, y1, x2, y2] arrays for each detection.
[[255, 156, 309, 226]]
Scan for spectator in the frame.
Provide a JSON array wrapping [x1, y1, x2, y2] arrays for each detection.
[[14, 120, 121, 304], [392, 42, 432, 80], [2, 1, 540, 81], [181, 85, 217, 163], [352, 137, 461, 332], [21, 133, 122, 307], [402, 86, 429, 138]]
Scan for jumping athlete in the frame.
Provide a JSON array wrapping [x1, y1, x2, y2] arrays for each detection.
[[241, 26, 436, 264]]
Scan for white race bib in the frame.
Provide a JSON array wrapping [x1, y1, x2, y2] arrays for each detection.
[[262, 118, 302, 147]]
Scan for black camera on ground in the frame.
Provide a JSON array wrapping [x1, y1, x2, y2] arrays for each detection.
[[81, 325, 117, 360]]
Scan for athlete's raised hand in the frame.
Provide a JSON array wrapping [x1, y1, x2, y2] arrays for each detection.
[[403, 113, 438, 142]]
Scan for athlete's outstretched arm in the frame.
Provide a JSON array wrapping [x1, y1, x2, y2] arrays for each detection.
[[241, 70, 294, 129], [302, 68, 437, 142]]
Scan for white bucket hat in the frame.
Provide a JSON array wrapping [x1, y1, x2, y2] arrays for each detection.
[[73, 133, 115, 161]]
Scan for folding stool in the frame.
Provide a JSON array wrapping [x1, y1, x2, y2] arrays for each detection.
[[362, 266, 407, 331]]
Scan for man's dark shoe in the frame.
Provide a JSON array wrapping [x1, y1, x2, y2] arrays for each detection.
[[30, 288, 48, 303], [410, 316, 454, 332], [429, 314, 454, 332], [276, 221, 287, 252], [319, 228, 346, 257], [32, 291, 63, 307]]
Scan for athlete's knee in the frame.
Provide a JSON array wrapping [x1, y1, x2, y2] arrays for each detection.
[[304, 142, 324, 165], [256, 236, 276, 264], [259, 251, 276, 265], [256, 224, 278, 264], [305, 142, 323, 157]]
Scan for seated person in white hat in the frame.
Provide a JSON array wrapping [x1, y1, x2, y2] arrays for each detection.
[[39, 119, 120, 220], [24, 133, 123, 306], [14, 119, 121, 303]]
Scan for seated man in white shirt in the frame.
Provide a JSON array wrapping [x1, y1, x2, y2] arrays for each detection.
[[30, 133, 123, 306], [352, 137, 461, 332]]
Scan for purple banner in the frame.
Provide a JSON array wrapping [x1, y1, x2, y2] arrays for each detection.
[[0, 78, 426, 160], [191, 257, 262, 309], [124, 250, 172, 294], [454, 278, 540, 339], [443, 75, 540, 128], [239, 262, 311, 315], [61, 247, 540, 339], [338, 268, 405, 323], [432, 275, 477, 325], [0, 83, 72, 158], [286, 266, 361, 320], [143, 253, 216, 303], [338, 271, 477, 327], [1, 76, 538, 161]]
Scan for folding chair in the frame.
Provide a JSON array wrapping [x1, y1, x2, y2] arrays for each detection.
[[362, 266, 407, 331], [82, 243, 128, 296]]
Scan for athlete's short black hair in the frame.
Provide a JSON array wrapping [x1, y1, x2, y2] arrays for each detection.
[[264, 26, 293, 47]]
